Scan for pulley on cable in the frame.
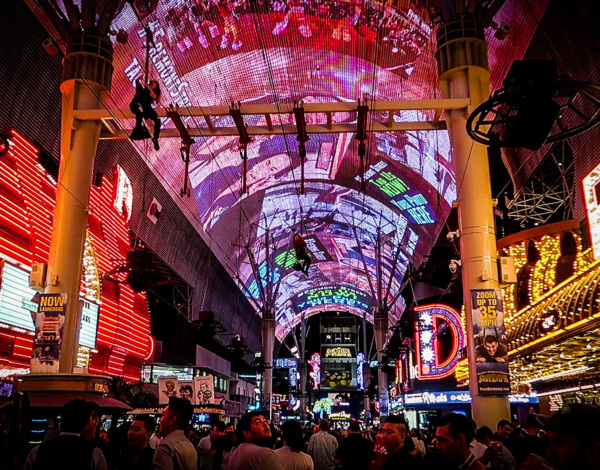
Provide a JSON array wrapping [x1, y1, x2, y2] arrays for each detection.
[[165, 105, 195, 197], [356, 99, 369, 192], [293, 102, 309, 194], [229, 103, 252, 194]]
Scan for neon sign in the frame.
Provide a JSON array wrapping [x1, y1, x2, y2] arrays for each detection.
[[403, 391, 539, 405], [308, 352, 321, 390], [325, 347, 352, 358], [583, 161, 600, 259], [295, 286, 370, 312], [357, 352, 365, 390], [391, 194, 435, 225], [414, 304, 465, 380], [0, 130, 151, 379], [370, 172, 410, 198], [274, 358, 298, 368]]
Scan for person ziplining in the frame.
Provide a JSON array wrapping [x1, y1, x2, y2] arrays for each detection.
[[292, 233, 312, 276], [129, 25, 162, 150], [129, 77, 162, 151]]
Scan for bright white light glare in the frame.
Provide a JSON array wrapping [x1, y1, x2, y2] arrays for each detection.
[[526, 366, 589, 384]]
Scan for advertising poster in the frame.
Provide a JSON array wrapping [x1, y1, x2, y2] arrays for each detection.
[[31, 293, 68, 374], [158, 376, 180, 405], [178, 380, 196, 404], [471, 289, 510, 395], [195, 375, 215, 404]]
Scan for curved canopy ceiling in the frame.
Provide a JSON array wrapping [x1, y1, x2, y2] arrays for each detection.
[[98, 0, 543, 340]]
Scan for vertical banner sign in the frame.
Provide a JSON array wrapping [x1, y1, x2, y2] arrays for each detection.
[[31, 293, 68, 373], [195, 375, 215, 404], [158, 376, 180, 405], [178, 380, 196, 404], [471, 289, 510, 395]]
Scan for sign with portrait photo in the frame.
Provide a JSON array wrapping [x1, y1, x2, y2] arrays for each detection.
[[471, 289, 510, 395], [178, 380, 196, 404], [194, 375, 215, 404], [158, 376, 180, 405]]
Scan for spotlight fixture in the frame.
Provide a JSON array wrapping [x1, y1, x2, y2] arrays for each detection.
[[493, 22, 510, 41], [110, 29, 129, 45], [0, 134, 9, 158], [42, 38, 59, 56], [467, 60, 600, 150]]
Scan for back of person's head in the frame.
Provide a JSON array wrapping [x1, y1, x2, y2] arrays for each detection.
[[61, 399, 92, 434], [136, 415, 156, 434], [281, 420, 304, 452], [475, 426, 495, 441], [168, 397, 193, 429], [497, 419, 511, 430], [216, 421, 226, 433], [436, 413, 474, 444], [349, 420, 361, 433], [236, 411, 265, 442], [385, 415, 408, 433], [319, 419, 329, 432]]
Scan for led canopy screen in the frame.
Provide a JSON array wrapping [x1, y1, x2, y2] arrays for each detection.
[[99, 0, 544, 339]]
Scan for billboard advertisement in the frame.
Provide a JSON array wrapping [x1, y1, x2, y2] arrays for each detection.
[[471, 289, 510, 395], [30, 293, 68, 374]]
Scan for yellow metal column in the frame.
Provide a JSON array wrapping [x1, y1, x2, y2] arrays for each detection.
[[437, 19, 509, 427], [33, 33, 113, 374], [262, 317, 275, 414], [374, 315, 389, 417]]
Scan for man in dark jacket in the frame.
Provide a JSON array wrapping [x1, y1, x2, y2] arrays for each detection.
[[24, 399, 107, 470], [335, 420, 374, 470], [117, 416, 155, 470]]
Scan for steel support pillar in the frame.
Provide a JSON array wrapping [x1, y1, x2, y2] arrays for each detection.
[[34, 33, 113, 374], [374, 315, 389, 418], [261, 317, 275, 415], [437, 19, 509, 427]]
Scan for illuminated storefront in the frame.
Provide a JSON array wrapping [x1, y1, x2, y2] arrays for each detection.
[[0, 130, 152, 380], [499, 219, 600, 407]]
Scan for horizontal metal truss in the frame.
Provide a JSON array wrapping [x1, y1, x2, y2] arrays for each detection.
[[507, 141, 574, 226], [70, 99, 470, 139]]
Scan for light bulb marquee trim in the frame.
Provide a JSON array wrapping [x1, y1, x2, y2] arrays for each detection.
[[0, 129, 152, 379], [413, 303, 465, 380]]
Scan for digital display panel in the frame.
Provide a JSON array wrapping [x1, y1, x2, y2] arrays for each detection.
[[97, 0, 542, 340], [0, 263, 37, 331]]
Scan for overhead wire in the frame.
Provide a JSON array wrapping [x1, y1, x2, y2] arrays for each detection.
[[47, 2, 267, 276]]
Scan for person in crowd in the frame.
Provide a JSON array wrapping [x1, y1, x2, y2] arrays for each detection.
[[222, 430, 239, 470], [24, 399, 107, 470], [150, 429, 163, 449], [474, 426, 516, 470], [434, 413, 485, 470], [226, 411, 285, 470], [510, 414, 547, 469], [523, 404, 600, 470], [372, 415, 419, 470], [495, 420, 513, 443], [153, 397, 197, 470], [226, 423, 235, 434], [307, 419, 338, 470], [129, 77, 162, 151], [275, 420, 314, 470], [410, 429, 426, 458], [211, 422, 228, 469], [197, 427, 214, 470], [117, 416, 155, 470], [334, 420, 374, 470]]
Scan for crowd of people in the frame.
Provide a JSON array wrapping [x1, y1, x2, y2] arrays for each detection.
[[21, 396, 600, 470]]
